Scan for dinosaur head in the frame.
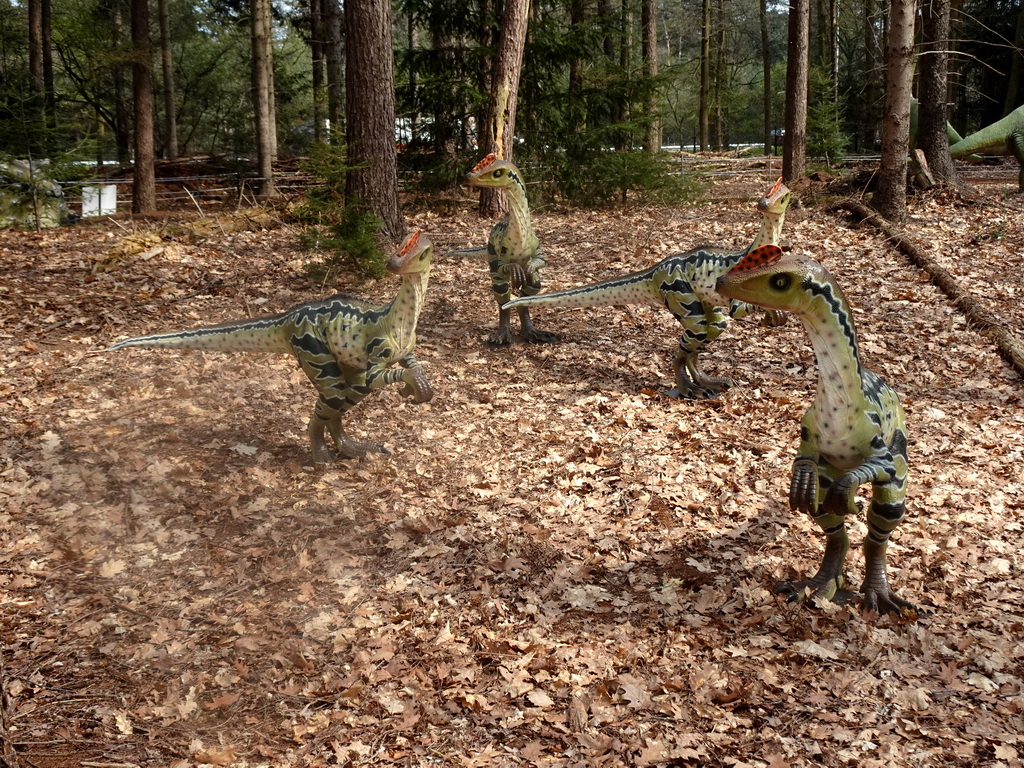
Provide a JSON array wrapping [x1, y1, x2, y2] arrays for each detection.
[[716, 247, 840, 315], [465, 154, 522, 188], [388, 230, 433, 275], [757, 177, 791, 217]]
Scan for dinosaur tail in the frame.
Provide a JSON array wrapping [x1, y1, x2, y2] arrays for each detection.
[[109, 313, 293, 354], [505, 270, 660, 310]]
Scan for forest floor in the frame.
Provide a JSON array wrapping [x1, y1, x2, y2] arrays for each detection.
[[2, 162, 1023, 768]]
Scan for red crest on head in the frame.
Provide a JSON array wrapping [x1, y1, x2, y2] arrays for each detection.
[[398, 230, 422, 256], [766, 176, 784, 196], [471, 154, 499, 172], [731, 244, 784, 274]]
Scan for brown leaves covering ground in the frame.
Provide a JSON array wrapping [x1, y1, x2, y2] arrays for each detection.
[[1, 169, 1023, 768]]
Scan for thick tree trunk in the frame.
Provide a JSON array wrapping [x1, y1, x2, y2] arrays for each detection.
[[28, 0, 44, 130], [130, 0, 156, 213], [158, 0, 178, 159], [641, 0, 659, 152], [324, 0, 344, 138], [872, 0, 914, 224], [699, 0, 710, 151], [1005, 0, 1024, 115], [345, 0, 403, 241], [918, 0, 958, 184], [479, 0, 530, 217], [250, 0, 277, 197], [783, 0, 809, 184], [760, 0, 772, 154]]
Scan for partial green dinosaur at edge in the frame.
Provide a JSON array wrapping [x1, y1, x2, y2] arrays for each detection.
[[948, 104, 1024, 191]]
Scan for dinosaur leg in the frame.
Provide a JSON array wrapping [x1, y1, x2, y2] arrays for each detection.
[[665, 309, 731, 399], [486, 259, 516, 346], [860, 453, 920, 615], [517, 271, 560, 345], [1011, 132, 1024, 192], [296, 350, 387, 462], [777, 462, 856, 605]]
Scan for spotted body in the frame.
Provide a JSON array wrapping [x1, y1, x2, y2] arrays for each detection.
[[503, 179, 792, 399], [109, 232, 435, 463], [446, 154, 558, 346], [716, 245, 918, 615]]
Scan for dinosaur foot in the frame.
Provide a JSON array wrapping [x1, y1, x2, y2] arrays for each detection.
[[485, 326, 515, 347], [663, 384, 725, 400], [775, 578, 856, 607], [859, 584, 927, 617], [521, 327, 560, 344], [336, 438, 391, 460]]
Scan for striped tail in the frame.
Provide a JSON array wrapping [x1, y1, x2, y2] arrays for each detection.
[[109, 314, 293, 354], [505, 270, 660, 310]]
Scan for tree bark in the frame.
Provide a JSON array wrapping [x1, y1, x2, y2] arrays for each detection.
[[760, 0, 772, 154], [324, 0, 344, 138], [699, 0, 711, 151], [861, 0, 880, 151], [783, 0, 809, 184], [872, 0, 914, 224], [641, 0, 659, 152], [310, 0, 326, 141], [130, 0, 157, 213], [250, 0, 277, 197], [1005, 0, 1024, 115], [918, 0, 958, 184], [345, 0, 403, 241], [479, 0, 531, 217], [28, 0, 44, 129], [158, 0, 178, 159]]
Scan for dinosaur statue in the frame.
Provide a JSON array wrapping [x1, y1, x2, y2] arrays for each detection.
[[502, 179, 791, 399], [948, 104, 1024, 190], [716, 244, 919, 616], [446, 154, 559, 346], [109, 230, 435, 463]]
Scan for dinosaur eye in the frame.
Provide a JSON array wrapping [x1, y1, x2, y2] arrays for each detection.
[[770, 274, 792, 291], [493, 169, 504, 178]]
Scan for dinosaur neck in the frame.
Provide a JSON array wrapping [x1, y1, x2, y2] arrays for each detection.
[[800, 281, 869, 416], [505, 170, 534, 240], [748, 208, 785, 251], [386, 271, 430, 343]]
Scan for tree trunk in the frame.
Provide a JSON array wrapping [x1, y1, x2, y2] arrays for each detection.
[[310, 0, 326, 141], [324, 0, 344, 138], [597, 0, 615, 61], [699, 0, 710, 151], [783, 0, 809, 184], [157, 0, 178, 159], [1005, 0, 1024, 115], [712, 0, 724, 149], [130, 0, 156, 213], [872, 0, 914, 224], [568, 0, 586, 134], [479, 0, 531, 217], [28, 0, 44, 129], [641, 0, 659, 152], [760, 0, 772, 154], [42, 0, 54, 130], [250, 0, 277, 197], [345, 0, 403, 241], [861, 0, 879, 151], [918, 0, 958, 184]]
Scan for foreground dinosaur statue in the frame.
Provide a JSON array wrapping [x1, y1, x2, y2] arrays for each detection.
[[446, 154, 559, 346], [716, 244, 919, 616], [110, 231, 435, 462], [948, 104, 1024, 191], [503, 179, 791, 399]]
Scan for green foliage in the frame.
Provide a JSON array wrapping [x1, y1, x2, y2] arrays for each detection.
[[807, 70, 850, 166], [296, 143, 388, 279], [540, 145, 704, 207]]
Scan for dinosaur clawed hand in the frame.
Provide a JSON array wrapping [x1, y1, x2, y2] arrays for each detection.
[[788, 459, 819, 513], [401, 368, 434, 403]]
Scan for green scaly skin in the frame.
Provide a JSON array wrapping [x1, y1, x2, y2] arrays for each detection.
[[716, 245, 920, 616], [948, 104, 1024, 191], [446, 154, 559, 346], [502, 179, 791, 399], [109, 231, 435, 463]]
